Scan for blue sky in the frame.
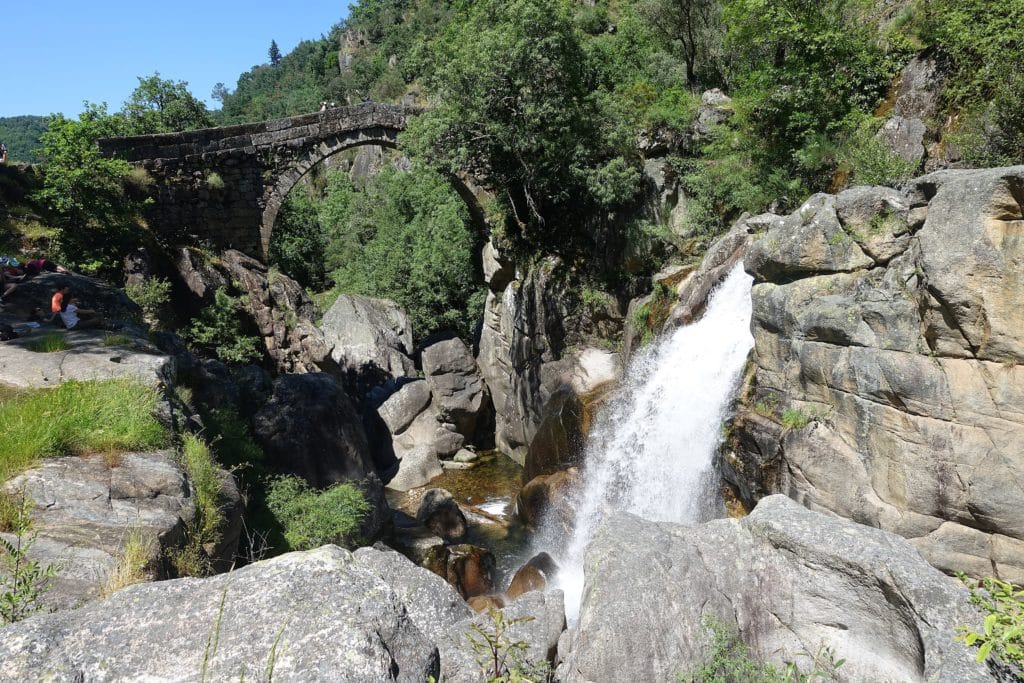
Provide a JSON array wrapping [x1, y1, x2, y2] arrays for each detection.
[[0, 1, 349, 118]]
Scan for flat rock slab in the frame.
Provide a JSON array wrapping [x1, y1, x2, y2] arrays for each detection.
[[0, 329, 173, 388], [2, 451, 195, 611]]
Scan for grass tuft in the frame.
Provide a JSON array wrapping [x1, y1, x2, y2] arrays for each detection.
[[0, 379, 167, 483], [25, 334, 69, 353], [102, 333, 134, 347], [101, 527, 155, 596], [169, 433, 225, 577]]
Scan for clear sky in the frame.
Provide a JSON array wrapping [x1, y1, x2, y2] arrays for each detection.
[[0, 1, 349, 118]]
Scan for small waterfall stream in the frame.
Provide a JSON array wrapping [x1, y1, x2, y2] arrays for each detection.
[[543, 263, 754, 621]]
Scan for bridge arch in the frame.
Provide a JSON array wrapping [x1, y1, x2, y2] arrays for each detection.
[[259, 134, 400, 259], [99, 103, 492, 261]]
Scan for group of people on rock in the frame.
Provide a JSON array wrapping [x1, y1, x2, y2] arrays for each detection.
[[1, 256, 70, 304], [0, 256, 104, 331], [49, 284, 102, 330]]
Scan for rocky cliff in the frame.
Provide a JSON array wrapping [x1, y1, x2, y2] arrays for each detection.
[[729, 166, 1024, 582]]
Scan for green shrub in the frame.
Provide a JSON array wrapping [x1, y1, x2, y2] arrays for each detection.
[[0, 379, 166, 482], [679, 616, 843, 682], [957, 575, 1024, 666], [25, 333, 69, 353], [839, 116, 918, 187], [467, 608, 550, 682], [125, 277, 172, 325], [187, 288, 262, 364], [780, 408, 811, 430], [170, 434, 225, 577], [205, 172, 225, 191], [265, 475, 370, 551], [0, 494, 59, 625]]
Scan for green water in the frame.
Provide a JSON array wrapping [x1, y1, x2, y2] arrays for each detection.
[[386, 452, 533, 584]]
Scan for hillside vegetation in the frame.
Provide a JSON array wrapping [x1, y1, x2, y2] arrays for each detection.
[[0, 116, 47, 162], [3, 0, 1018, 337]]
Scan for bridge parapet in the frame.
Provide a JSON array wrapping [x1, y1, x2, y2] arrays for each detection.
[[99, 103, 419, 163], [98, 103, 422, 258]]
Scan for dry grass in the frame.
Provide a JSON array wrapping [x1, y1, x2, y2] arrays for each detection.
[[101, 527, 155, 596]]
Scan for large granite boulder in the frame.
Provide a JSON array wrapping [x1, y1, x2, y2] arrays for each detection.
[[0, 545, 562, 683], [1, 451, 240, 611], [320, 293, 416, 394], [0, 546, 440, 682], [421, 336, 492, 442], [253, 373, 375, 488], [730, 167, 1024, 582], [557, 495, 990, 682]]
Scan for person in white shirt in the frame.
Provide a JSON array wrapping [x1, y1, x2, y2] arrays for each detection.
[[57, 293, 103, 330]]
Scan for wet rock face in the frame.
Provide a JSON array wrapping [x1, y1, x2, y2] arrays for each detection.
[[558, 496, 990, 683], [424, 543, 496, 599], [731, 166, 1024, 582]]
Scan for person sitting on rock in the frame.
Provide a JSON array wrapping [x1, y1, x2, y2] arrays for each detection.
[[55, 290, 102, 331]]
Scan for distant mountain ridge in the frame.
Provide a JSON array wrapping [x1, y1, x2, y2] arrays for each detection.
[[0, 115, 47, 162]]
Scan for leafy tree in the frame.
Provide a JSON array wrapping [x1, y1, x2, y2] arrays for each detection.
[[34, 104, 139, 274], [219, 36, 342, 123], [269, 39, 282, 65], [328, 164, 485, 339], [187, 287, 262, 364], [210, 82, 231, 106], [404, 0, 640, 247], [637, 0, 724, 89], [268, 185, 329, 290], [121, 73, 213, 135]]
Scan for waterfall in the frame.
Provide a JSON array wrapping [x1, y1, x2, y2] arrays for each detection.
[[544, 263, 754, 621]]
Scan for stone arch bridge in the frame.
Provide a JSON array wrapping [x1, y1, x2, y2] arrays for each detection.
[[99, 103, 483, 259]]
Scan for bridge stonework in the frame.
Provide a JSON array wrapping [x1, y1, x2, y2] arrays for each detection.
[[99, 103, 417, 259]]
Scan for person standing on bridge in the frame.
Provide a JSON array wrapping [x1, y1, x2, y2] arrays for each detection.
[[0, 141, 7, 164], [320, 101, 327, 112]]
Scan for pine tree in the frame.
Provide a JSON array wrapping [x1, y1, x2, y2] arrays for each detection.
[[268, 40, 282, 65]]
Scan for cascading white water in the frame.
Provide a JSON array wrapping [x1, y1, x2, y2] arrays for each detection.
[[543, 263, 754, 621]]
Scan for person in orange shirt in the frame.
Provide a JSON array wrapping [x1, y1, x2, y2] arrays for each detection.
[[51, 285, 102, 329], [51, 285, 70, 315]]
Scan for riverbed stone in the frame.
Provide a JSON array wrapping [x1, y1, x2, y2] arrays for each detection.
[[557, 495, 990, 683]]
